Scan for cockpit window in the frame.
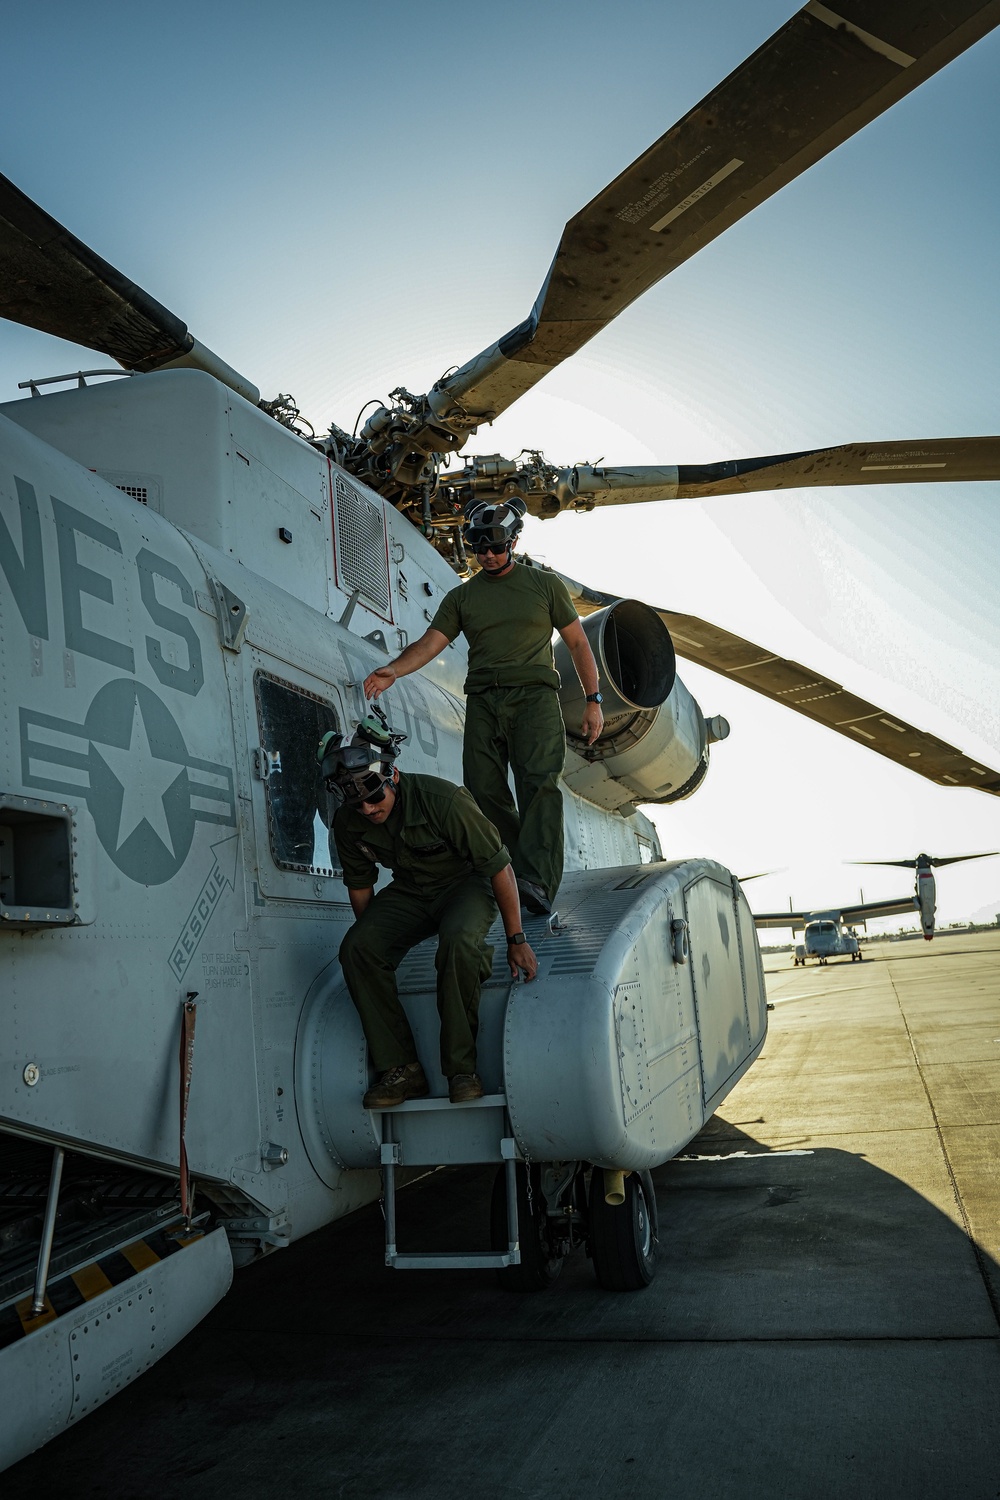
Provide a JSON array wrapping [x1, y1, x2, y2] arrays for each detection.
[[253, 672, 341, 874]]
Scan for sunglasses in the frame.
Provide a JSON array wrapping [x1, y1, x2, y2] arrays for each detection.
[[474, 542, 509, 556], [338, 773, 391, 806]]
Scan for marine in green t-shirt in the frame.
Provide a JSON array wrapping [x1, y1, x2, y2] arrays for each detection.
[[363, 501, 605, 914], [429, 562, 578, 691]]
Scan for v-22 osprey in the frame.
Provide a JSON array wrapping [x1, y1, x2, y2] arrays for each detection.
[[753, 851, 998, 964]]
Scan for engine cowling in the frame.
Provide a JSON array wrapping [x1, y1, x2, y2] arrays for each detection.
[[553, 599, 728, 812]]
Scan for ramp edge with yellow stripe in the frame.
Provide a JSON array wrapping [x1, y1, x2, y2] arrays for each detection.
[[0, 1221, 232, 1472]]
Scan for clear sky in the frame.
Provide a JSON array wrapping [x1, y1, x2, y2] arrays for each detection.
[[3, 1, 999, 929]]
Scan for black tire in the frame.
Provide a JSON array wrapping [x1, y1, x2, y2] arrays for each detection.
[[490, 1163, 563, 1292], [588, 1169, 658, 1292]]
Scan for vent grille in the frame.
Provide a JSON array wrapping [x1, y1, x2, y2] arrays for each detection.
[[396, 934, 511, 994], [116, 484, 148, 505], [97, 470, 161, 510], [547, 893, 637, 975], [334, 474, 390, 615]]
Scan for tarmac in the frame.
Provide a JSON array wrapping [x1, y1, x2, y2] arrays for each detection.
[[7, 930, 1000, 1499]]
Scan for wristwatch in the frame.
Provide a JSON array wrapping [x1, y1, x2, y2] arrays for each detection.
[[506, 931, 527, 946], [585, 692, 603, 704]]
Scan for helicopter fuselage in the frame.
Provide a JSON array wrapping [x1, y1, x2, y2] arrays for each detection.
[[0, 369, 766, 1466]]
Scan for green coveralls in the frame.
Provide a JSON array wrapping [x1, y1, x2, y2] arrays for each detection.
[[334, 772, 511, 1078], [431, 562, 578, 904]]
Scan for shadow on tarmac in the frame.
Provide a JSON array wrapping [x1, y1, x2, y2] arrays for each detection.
[[7, 1118, 1000, 1500]]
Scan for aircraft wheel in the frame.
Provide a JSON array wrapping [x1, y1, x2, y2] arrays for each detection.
[[588, 1169, 658, 1292], [490, 1163, 563, 1293], [858, 952, 864, 961]]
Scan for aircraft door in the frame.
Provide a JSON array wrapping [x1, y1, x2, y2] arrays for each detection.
[[684, 873, 752, 1108]]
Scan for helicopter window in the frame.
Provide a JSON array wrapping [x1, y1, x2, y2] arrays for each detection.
[[253, 673, 341, 875]]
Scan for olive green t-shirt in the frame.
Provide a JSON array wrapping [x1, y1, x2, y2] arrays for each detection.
[[333, 772, 510, 895], [430, 561, 577, 691]]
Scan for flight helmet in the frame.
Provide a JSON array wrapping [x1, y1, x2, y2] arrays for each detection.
[[463, 498, 526, 559], [317, 706, 406, 804]]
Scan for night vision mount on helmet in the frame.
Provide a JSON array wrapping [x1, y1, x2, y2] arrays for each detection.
[[318, 705, 407, 803]]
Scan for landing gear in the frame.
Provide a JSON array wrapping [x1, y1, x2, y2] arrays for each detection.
[[489, 1162, 659, 1293], [588, 1169, 658, 1291], [490, 1162, 566, 1292]]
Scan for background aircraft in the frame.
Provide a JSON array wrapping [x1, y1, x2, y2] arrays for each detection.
[[753, 850, 998, 962], [2, 0, 1000, 1472]]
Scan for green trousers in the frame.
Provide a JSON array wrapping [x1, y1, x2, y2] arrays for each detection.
[[339, 876, 496, 1077], [463, 685, 566, 903]]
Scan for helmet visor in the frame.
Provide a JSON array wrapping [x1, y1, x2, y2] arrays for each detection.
[[465, 525, 512, 551], [335, 744, 386, 774]]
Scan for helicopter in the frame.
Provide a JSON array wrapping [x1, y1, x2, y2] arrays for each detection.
[[754, 850, 998, 962], [2, 0, 1000, 1472]]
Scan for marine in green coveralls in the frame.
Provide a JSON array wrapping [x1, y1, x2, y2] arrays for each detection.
[[363, 502, 604, 915], [322, 722, 538, 1109]]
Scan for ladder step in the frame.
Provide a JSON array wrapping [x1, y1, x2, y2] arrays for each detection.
[[375, 1093, 507, 1113], [387, 1251, 520, 1271]]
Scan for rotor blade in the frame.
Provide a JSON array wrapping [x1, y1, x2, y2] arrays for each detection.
[[0, 172, 259, 402], [851, 858, 924, 867], [851, 851, 999, 867], [431, 1, 1000, 427], [650, 607, 1000, 797], [547, 439, 1000, 514], [519, 555, 1000, 796]]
